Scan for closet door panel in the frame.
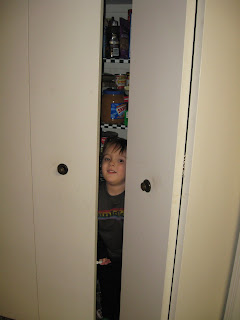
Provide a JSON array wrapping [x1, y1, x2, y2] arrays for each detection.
[[121, 0, 196, 318], [0, 1, 39, 319], [29, 1, 102, 319]]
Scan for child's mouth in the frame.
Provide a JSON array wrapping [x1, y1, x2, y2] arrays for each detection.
[[108, 170, 116, 173]]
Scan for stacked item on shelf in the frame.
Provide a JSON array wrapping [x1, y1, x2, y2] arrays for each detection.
[[101, 72, 129, 127], [101, 88, 126, 125], [103, 9, 132, 59]]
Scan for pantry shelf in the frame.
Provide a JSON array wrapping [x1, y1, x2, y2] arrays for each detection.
[[101, 124, 128, 130], [103, 58, 130, 64]]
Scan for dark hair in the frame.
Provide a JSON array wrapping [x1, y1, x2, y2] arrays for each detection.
[[103, 136, 127, 155]]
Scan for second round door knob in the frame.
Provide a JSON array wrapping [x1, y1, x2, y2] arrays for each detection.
[[141, 179, 151, 192], [57, 163, 68, 175]]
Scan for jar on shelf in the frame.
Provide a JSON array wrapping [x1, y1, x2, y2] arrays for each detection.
[[109, 19, 120, 58], [101, 89, 126, 124], [115, 74, 126, 90]]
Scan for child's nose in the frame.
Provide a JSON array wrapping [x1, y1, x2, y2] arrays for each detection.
[[110, 159, 115, 166]]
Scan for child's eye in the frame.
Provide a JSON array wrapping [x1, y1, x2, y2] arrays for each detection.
[[103, 157, 110, 161], [118, 159, 124, 163]]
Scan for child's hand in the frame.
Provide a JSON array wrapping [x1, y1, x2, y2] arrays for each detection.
[[99, 258, 111, 265]]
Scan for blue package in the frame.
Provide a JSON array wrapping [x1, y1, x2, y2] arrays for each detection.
[[111, 103, 126, 119]]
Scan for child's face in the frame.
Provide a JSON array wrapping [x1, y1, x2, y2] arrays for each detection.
[[102, 144, 126, 188]]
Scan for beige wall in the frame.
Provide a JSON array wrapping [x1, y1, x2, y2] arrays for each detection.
[[174, 0, 240, 319]]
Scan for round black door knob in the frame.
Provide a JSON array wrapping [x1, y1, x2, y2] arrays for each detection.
[[141, 179, 151, 192], [57, 163, 68, 175]]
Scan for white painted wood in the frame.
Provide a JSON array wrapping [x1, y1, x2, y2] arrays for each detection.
[[28, 1, 102, 319], [3, 1, 238, 320], [224, 232, 240, 320], [0, 2, 39, 319], [0, 1, 102, 319], [120, 0, 196, 318]]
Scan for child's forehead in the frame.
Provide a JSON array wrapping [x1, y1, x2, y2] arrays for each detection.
[[104, 144, 126, 156]]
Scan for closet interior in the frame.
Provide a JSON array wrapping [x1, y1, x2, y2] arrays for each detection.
[[99, 0, 132, 171]]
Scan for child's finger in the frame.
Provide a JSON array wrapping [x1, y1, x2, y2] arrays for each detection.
[[97, 258, 111, 265]]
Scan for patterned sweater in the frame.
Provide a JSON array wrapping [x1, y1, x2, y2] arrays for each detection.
[[97, 182, 125, 262]]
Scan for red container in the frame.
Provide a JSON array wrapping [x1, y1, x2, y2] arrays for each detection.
[[115, 74, 126, 90]]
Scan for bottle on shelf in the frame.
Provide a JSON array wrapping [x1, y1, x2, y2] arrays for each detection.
[[109, 18, 120, 58]]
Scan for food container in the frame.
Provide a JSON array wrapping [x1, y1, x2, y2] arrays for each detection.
[[101, 89, 126, 124], [124, 96, 129, 127], [124, 86, 129, 96], [115, 74, 126, 90]]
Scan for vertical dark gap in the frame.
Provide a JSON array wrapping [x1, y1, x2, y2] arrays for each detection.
[[167, 0, 198, 318]]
